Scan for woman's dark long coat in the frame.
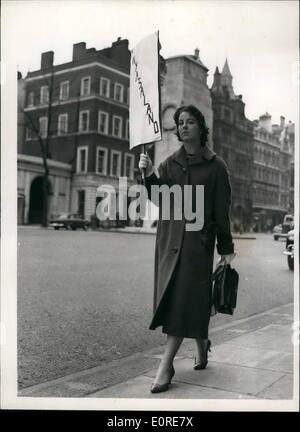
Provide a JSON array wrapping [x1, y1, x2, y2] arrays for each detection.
[[145, 144, 234, 338]]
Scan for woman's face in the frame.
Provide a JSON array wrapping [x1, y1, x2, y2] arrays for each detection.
[[178, 111, 201, 143]]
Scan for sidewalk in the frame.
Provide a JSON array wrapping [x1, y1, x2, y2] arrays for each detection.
[[19, 303, 296, 401]]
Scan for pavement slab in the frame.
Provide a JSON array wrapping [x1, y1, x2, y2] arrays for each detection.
[[144, 360, 286, 397], [256, 374, 294, 400], [222, 324, 294, 352], [87, 375, 257, 399], [207, 343, 293, 373]]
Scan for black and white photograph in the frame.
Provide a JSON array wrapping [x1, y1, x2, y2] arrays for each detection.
[[1, 0, 299, 413]]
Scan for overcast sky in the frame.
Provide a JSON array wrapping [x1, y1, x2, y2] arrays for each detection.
[[2, 0, 299, 123]]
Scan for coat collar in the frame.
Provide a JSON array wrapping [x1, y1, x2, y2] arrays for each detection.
[[172, 145, 216, 167]]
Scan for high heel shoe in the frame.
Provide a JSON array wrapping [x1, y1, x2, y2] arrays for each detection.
[[150, 365, 175, 394], [193, 339, 211, 370]]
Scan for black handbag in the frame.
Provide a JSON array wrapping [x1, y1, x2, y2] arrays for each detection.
[[211, 264, 239, 315]]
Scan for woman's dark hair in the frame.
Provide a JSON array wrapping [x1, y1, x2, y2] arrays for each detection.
[[173, 105, 209, 147]]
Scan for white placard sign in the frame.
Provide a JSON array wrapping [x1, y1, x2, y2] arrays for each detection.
[[129, 31, 162, 149]]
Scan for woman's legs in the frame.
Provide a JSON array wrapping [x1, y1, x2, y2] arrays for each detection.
[[153, 335, 183, 384], [195, 338, 209, 362]]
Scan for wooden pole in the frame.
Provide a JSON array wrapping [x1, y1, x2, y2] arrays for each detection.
[[141, 143, 147, 183]]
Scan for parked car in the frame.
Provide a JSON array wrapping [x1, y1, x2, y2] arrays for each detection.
[[49, 213, 89, 231], [273, 214, 294, 240], [283, 229, 294, 271]]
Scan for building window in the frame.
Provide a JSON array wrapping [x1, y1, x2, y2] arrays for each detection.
[[80, 76, 91, 96], [96, 146, 108, 175], [124, 153, 135, 179], [100, 77, 110, 98], [59, 81, 69, 100], [79, 110, 89, 132], [77, 190, 85, 218], [223, 108, 232, 122], [125, 119, 129, 140], [112, 115, 123, 138], [114, 83, 124, 103], [77, 146, 88, 173], [40, 86, 49, 104], [27, 91, 34, 107], [58, 113, 68, 135], [39, 117, 48, 138], [98, 111, 109, 134], [110, 150, 121, 177], [26, 127, 33, 140], [58, 177, 67, 195]]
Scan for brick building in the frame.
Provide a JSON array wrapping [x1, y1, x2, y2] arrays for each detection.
[[19, 38, 140, 224], [210, 60, 254, 231]]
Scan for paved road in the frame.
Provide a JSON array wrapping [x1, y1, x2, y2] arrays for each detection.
[[17, 227, 294, 388]]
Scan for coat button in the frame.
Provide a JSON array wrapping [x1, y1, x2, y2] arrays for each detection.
[[182, 167, 186, 172], [171, 247, 178, 254]]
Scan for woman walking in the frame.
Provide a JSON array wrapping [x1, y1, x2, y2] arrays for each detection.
[[139, 105, 236, 394]]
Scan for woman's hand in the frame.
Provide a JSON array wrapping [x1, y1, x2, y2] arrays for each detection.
[[218, 252, 236, 266], [139, 153, 154, 177]]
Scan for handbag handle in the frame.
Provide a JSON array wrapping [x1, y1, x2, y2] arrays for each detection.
[[212, 263, 228, 281]]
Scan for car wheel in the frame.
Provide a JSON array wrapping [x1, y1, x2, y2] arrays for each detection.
[[54, 227, 59, 230], [72, 226, 76, 230], [287, 256, 294, 271]]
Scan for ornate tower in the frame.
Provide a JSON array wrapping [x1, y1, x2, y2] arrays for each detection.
[[211, 66, 223, 95], [220, 59, 235, 99]]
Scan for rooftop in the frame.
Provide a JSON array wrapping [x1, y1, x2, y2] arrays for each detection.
[[167, 48, 209, 71], [26, 38, 131, 78]]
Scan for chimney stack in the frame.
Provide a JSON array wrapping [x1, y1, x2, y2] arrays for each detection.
[[41, 51, 54, 69], [280, 116, 285, 128], [194, 48, 200, 60], [73, 42, 86, 61], [109, 38, 129, 65], [259, 112, 272, 133], [111, 37, 129, 49]]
